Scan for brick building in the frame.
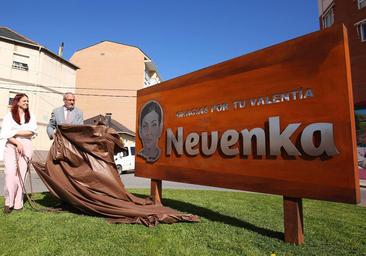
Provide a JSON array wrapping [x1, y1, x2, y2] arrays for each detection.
[[318, 0, 366, 107]]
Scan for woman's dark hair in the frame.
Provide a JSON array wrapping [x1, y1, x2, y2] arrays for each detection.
[[11, 93, 30, 124], [139, 101, 162, 127]]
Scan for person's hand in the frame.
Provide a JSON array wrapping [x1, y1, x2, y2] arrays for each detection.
[[16, 143, 24, 156]]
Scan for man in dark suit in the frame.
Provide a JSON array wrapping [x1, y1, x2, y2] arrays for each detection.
[[47, 92, 84, 139]]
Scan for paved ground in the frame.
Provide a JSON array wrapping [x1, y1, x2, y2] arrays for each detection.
[[1, 170, 365, 206], [0, 170, 232, 195]]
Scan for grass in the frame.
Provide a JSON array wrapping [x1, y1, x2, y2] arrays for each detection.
[[1, 189, 365, 256]]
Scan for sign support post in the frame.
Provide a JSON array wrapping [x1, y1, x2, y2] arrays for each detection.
[[283, 197, 304, 244], [151, 179, 162, 205]]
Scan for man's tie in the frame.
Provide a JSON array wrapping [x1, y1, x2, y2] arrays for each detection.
[[66, 109, 72, 124]]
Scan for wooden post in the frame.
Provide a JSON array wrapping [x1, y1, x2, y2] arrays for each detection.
[[151, 179, 162, 205], [283, 197, 304, 244]]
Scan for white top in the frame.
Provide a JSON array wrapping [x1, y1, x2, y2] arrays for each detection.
[[0, 112, 37, 161], [63, 106, 70, 119]]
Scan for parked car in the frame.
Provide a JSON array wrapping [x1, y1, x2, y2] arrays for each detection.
[[114, 145, 135, 174]]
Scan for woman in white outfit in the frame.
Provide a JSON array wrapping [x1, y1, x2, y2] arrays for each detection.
[[0, 93, 37, 214]]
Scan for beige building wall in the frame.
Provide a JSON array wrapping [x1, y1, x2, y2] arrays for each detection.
[[70, 41, 160, 132], [0, 40, 77, 150]]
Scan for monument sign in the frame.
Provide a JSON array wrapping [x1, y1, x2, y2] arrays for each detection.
[[135, 25, 360, 244]]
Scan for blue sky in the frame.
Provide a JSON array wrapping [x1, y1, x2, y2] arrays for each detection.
[[2, 0, 319, 80]]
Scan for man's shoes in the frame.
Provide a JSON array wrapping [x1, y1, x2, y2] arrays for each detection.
[[3, 206, 13, 214]]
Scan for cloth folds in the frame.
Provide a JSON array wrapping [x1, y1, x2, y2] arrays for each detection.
[[32, 124, 199, 226]]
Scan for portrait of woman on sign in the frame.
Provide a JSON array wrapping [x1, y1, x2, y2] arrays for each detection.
[[138, 100, 163, 163]]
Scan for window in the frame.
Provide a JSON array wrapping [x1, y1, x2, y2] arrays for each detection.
[[358, 0, 366, 9], [360, 22, 366, 42], [12, 61, 28, 71], [322, 7, 334, 28], [356, 20, 366, 42], [131, 147, 135, 156], [123, 149, 129, 157], [8, 91, 18, 106], [8, 97, 14, 105], [12, 53, 29, 71]]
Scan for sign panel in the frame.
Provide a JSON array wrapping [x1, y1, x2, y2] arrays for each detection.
[[135, 25, 360, 204]]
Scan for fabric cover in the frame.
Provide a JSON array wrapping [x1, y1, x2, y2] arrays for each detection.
[[32, 125, 199, 226]]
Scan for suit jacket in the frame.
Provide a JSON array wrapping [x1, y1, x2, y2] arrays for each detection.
[[47, 106, 83, 138]]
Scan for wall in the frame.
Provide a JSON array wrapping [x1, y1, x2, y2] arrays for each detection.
[[318, 0, 334, 14], [70, 41, 146, 132], [0, 40, 77, 150], [319, 0, 366, 106]]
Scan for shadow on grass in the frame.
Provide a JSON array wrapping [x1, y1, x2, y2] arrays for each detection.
[[27, 191, 283, 241], [134, 193, 284, 241], [27, 192, 83, 214]]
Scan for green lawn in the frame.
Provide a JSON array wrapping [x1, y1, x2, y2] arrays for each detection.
[[1, 189, 365, 256]]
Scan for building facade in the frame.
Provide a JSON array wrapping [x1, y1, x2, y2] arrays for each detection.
[[318, 0, 366, 106], [0, 27, 78, 150], [70, 41, 161, 133], [318, 1, 366, 164]]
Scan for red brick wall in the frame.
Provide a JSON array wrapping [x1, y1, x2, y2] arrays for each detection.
[[320, 0, 366, 106]]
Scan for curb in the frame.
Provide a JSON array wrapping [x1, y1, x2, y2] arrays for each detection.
[[360, 180, 366, 188]]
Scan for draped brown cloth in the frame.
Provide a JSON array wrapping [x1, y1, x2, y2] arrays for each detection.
[[32, 125, 199, 226]]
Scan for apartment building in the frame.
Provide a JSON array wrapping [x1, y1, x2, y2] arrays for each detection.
[[318, 0, 366, 106], [318, 1, 366, 158], [0, 27, 78, 150], [70, 41, 161, 132]]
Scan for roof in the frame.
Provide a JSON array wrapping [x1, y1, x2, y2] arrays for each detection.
[[0, 26, 79, 70], [0, 26, 38, 45], [74, 40, 150, 58], [84, 114, 135, 137], [73, 40, 161, 78]]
